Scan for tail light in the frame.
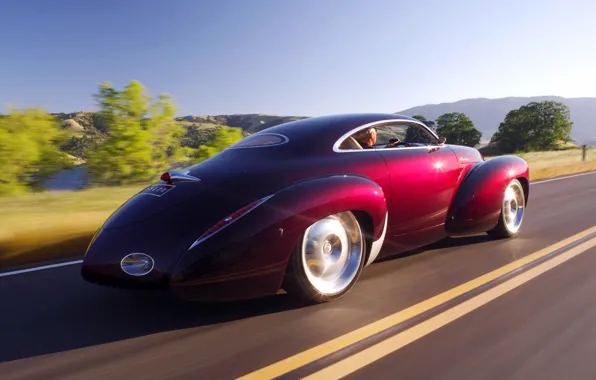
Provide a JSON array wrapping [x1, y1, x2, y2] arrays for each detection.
[[160, 171, 201, 185], [188, 195, 273, 250]]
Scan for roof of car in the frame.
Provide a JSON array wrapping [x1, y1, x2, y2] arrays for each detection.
[[228, 113, 432, 157], [261, 113, 422, 141]]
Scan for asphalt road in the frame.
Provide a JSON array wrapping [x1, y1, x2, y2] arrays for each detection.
[[1, 172, 596, 380]]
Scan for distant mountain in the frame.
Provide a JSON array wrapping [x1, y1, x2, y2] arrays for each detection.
[[398, 96, 596, 145], [53, 112, 307, 136]]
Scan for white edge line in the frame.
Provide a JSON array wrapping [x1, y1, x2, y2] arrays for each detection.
[[531, 170, 596, 185], [1, 170, 594, 278], [0, 260, 83, 278]]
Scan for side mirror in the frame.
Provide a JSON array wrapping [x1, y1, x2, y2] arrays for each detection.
[[438, 137, 446, 145]]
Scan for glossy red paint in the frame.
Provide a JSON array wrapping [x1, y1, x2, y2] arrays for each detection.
[[81, 113, 530, 302], [169, 175, 388, 301], [375, 145, 462, 253], [446, 154, 529, 236], [449, 144, 485, 164]]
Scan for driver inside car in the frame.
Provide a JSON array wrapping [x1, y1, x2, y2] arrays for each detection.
[[354, 127, 376, 148], [354, 127, 401, 149]]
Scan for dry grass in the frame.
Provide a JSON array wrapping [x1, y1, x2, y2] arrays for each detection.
[[485, 147, 596, 180], [519, 147, 596, 171], [530, 161, 596, 180], [0, 185, 144, 269], [1, 148, 595, 270]]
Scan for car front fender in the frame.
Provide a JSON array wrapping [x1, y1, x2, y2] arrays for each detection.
[[446, 155, 529, 236]]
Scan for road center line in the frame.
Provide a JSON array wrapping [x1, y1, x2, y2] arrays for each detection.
[[236, 225, 596, 379], [304, 235, 596, 379]]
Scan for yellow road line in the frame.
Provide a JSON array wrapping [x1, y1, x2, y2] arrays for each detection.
[[236, 226, 596, 380], [304, 235, 596, 379]]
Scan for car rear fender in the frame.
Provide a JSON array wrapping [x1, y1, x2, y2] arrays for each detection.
[[264, 174, 389, 266], [445, 155, 529, 236], [168, 174, 389, 299]]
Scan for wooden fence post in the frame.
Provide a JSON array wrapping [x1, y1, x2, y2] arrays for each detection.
[[582, 145, 587, 161]]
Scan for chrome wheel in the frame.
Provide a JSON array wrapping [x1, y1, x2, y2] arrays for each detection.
[[300, 212, 364, 296], [503, 180, 525, 234]]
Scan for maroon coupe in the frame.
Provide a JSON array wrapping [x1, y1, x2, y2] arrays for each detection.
[[81, 113, 529, 303]]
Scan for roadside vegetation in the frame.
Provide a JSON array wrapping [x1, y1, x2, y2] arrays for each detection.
[[0, 81, 591, 270]]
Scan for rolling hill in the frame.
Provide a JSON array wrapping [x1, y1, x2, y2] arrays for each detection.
[[397, 96, 596, 145], [176, 114, 307, 133]]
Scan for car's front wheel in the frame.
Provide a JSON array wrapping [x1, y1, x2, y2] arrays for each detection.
[[488, 178, 526, 238], [283, 211, 366, 303]]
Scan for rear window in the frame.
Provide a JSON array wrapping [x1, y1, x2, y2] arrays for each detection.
[[230, 133, 288, 148]]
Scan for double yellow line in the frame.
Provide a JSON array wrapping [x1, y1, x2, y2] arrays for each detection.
[[238, 225, 596, 380]]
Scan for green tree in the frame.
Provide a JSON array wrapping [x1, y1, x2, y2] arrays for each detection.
[[86, 80, 186, 186], [435, 112, 482, 147], [490, 101, 573, 153], [0, 107, 70, 195], [412, 114, 436, 131], [193, 126, 244, 162]]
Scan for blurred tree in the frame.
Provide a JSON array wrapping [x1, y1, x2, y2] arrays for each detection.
[[491, 101, 573, 153], [435, 112, 482, 147], [192, 126, 244, 162], [86, 80, 186, 185], [60, 134, 107, 160], [0, 107, 70, 195]]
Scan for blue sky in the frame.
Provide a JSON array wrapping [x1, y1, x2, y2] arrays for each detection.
[[1, 0, 595, 116]]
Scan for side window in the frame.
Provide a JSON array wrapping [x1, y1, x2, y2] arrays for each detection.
[[384, 123, 437, 145], [405, 124, 436, 144], [336, 121, 438, 151], [337, 127, 380, 150], [375, 125, 405, 145]]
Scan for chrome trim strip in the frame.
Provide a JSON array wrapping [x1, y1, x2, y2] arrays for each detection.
[[188, 194, 274, 250], [365, 211, 388, 267], [168, 172, 201, 183], [332, 118, 442, 153]]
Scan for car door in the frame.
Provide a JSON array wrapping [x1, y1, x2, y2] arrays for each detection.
[[374, 121, 462, 251]]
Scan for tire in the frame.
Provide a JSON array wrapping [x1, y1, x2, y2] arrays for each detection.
[[283, 211, 366, 303], [487, 178, 526, 239]]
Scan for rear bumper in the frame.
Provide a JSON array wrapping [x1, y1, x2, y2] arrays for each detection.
[[81, 253, 288, 302], [81, 264, 170, 290], [80, 207, 293, 301]]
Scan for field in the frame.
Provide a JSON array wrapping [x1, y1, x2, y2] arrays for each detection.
[[1, 147, 594, 270], [487, 145, 596, 179]]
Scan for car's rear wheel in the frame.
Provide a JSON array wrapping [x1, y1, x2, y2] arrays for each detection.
[[488, 178, 526, 238], [283, 211, 365, 303]]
